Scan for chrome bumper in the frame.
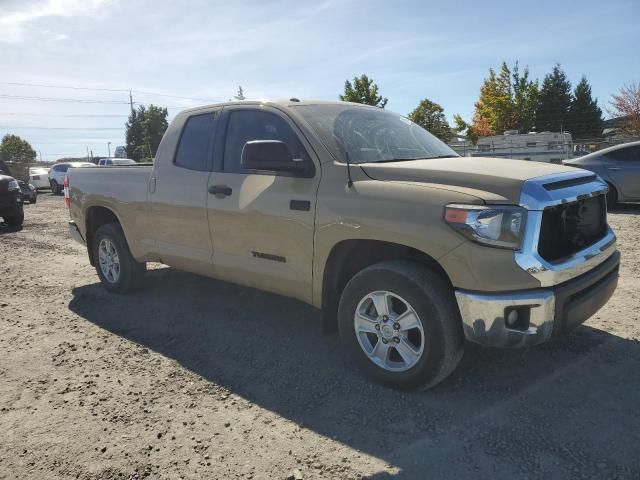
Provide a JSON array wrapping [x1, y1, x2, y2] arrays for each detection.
[[456, 250, 619, 348], [68, 221, 86, 246]]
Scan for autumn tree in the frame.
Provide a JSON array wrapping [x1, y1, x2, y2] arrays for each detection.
[[535, 64, 572, 132], [340, 74, 388, 108], [568, 76, 603, 139], [0, 134, 36, 164], [408, 99, 453, 142], [454, 61, 538, 142], [609, 82, 640, 136]]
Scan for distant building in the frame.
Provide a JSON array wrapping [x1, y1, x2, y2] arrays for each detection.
[[114, 146, 127, 158], [471, 131, 573, 163]]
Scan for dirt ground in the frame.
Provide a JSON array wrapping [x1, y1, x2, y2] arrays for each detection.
[[1, 194, 639, 480]]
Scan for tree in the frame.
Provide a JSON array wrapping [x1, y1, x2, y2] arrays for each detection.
[[608, 82, 640, 136], [535, 64, 572, 132], [0, 134, 36, 164], [408, 99, 453, 142], [234, 86, 246, 101], [142, 105, 169, 158], [567, 76, 603, 139], [125, 104, 168, 161], [340, 74, 388, 108], [125, 106, 145, 161], [454, 61, 538, 142]]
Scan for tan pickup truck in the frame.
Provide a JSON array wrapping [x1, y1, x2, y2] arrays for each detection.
[[67, 100, 620, 390]]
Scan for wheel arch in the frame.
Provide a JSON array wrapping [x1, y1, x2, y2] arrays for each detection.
[[85, 206, 124, 266], [320, 239, 452, 333]]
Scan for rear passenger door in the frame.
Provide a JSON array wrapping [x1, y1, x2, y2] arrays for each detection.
[[604, 146, 640, 200], [206, 105, 319, 303], [148, 110, 219, 276]]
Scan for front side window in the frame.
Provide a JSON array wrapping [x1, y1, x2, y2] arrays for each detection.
[[294, 104, 457, 164], [223, 109, 309, 173], [175, 113, 216, 171]]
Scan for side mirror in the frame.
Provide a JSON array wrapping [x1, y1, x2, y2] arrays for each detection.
[[241, 140, 307, 173]]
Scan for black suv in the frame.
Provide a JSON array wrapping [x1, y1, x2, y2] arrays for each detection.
[[0, 172, 24, 226]]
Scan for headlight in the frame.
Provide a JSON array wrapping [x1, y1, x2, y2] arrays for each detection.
[[28, 184, 36, 191], [444, 204, 527, 249], [7, 180, 19, 192]]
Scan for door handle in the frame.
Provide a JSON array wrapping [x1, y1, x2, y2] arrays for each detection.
[[607, 167, 621, 171], [208, 184, 233, 196], [149, 176, 157, 194]]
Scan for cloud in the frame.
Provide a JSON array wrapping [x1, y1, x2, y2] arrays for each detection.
[[0, 0, 111, 43]]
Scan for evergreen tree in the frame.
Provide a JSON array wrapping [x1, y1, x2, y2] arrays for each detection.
[[568, 76, 603, 139], [125, 104, 168, 160], [535, 64, 572, 132], [340, 74, 388, 108], [125, 106, 145, 161], [408, 98, 453, 142], [234, 86, 246, 101]]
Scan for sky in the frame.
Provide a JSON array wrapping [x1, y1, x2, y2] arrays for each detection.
[[0, 0, 639, 161]]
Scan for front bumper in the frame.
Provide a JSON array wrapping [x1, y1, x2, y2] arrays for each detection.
[[68, 221, 86, 246], [455, 250, 620, 348]]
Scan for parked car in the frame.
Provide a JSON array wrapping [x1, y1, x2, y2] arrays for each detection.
[[66, 100, 619, 390], [49, 162, 94, 194], [18, 180, 37, 204], [0, 173, 24, 226], [98, 158, 137, 166], [28, 167, 51, 190], [563, 141, 640, 208]]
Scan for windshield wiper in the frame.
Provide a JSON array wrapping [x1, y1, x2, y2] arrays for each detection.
[[376, 155, 455, 163]]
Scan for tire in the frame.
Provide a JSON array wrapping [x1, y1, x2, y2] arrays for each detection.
[[606, 183, 617, 210], [50, 180, 60, 195], [92, 223, 146, 293], [4, 204, 24, 227], [30, 198, 37, 204], [338, 260, 464, 391]]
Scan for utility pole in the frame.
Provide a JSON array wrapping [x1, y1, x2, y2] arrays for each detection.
[[38, 150, 42, 162], [108, 141, 111, 158], [90, 150, 93, 162], [87, 146, 90, 161], [129, 90, 134, 114]]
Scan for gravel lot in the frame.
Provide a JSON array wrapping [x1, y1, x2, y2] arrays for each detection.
[[1, 194, 639, 480]]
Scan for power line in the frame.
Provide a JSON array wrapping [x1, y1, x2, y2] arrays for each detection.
[[0, 81, 130, 93], [0, 81, 218, 103], [0, 94, 131, 104], [0, 112, 129, 117], [0, 126, 123, 130]]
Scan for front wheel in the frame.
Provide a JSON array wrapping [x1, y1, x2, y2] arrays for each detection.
[[92, 223, 146, 293], [4, 204, 24, 227], [338, 260, 464, 390], [606, 183, 618, 210]]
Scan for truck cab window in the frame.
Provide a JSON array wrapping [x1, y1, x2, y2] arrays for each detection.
[[223, 110, 309, 173], [175, 113, 216, 171]]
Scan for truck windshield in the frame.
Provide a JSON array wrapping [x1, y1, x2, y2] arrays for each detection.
[[293, 104, 458, 164]]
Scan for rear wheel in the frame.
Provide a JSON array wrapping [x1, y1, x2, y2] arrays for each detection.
[[50, 180, 60, 195], [338, 260, 464, 390], [606, 183, 618, 210], [92, 223, 146, 293]]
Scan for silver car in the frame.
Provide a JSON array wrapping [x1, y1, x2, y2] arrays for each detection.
[[564, 141, 640, 208]]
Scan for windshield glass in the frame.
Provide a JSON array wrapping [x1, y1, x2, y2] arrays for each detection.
[[294, 104, 458, 164]]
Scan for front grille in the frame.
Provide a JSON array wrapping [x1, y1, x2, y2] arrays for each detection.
[[538, 195, 607, 263]]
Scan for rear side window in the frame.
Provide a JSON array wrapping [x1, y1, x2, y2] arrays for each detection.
[[608, 146, 640, 162], [223, 109, 309, 173], [175, 113, 216, 171]]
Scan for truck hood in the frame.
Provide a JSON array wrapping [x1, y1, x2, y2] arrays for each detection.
[[360, 156, 576, 203]]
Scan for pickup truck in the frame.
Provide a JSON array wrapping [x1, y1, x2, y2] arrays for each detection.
[[66, 99, 620, 390]]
